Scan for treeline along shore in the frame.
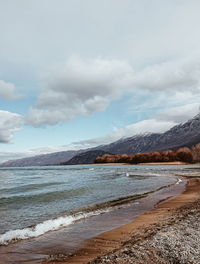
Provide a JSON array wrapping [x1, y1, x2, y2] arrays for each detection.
[[95, 143, 200, 164]]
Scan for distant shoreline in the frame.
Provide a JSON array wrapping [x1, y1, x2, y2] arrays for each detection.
[[137, 161, 188, 165], [89, 161, 188, 166]]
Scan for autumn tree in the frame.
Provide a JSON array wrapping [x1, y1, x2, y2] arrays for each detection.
[[191, 143, 200, 162], [175, 147, 193, 163]]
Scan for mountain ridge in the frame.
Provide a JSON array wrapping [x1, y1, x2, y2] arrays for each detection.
[[60, 150, 112, 165]]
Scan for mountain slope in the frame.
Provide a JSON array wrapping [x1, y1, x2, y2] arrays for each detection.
[[0, 150, 84, 167], [61, 150, 111, 165]]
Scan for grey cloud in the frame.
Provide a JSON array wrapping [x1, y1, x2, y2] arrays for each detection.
[[0, 111, 24, 143], [1, 1, 200, 72], [133, 59, 200, 92]]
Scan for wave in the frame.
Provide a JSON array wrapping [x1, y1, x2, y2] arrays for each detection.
[[176, 178, 183, 184], [125, 173, 162, 178], [0, 182, 65, 194], [0, 210, 108, 246], [0, 191, 152, 246], [0, 186, 92, 206]]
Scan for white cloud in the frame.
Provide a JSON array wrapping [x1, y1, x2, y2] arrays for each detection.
[[26, 56, 200, 127], [26, 56, 134, 126], [0, 111, 24, 143], [0, 80, 22, 100], [157, 102, 200, 123], [115, 119, 176, 137]]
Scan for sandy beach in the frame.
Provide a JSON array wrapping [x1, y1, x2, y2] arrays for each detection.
[[43, 175, 200, 264]]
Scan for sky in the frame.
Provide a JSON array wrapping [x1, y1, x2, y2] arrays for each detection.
[[1, 0, 200, 162]]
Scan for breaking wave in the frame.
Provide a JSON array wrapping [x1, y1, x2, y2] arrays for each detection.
[[176, 178, 183, 184], [0, 209, 108, 246], [0, 191, 152, 246]]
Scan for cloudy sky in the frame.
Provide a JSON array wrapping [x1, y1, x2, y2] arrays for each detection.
[[1, 0, 200, 162]]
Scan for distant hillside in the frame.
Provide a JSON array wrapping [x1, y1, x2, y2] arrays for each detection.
[[1, 113, 200, 167], [61, 150, 111, 165], [0, 150, 85, 167], [100, 113, 200, 154]]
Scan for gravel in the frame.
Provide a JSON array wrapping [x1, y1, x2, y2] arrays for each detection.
[[91, 200, 200, 264]]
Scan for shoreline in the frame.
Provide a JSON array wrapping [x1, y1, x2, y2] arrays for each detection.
[[44, 175, 200, 264], [89, 161, 188, 166]]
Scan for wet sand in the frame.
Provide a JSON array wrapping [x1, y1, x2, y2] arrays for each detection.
[[43, 175, 200, 264]]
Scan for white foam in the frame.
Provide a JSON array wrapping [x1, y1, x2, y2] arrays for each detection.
[[176, 178, 183, 185], [0, 210, 107, 245], [146, 172, 162, 176]]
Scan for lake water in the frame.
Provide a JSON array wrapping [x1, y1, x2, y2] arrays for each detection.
[[0, 164, 194, 246]]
